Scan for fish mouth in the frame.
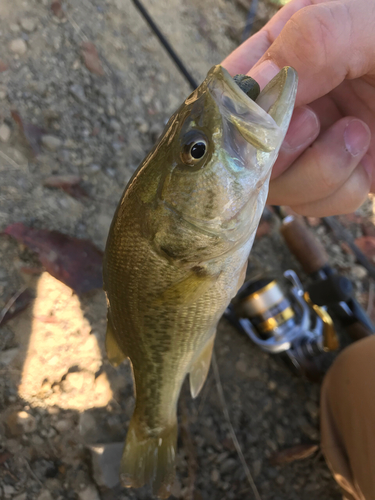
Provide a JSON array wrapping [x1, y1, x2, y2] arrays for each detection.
[[205, 65, 298, 154]]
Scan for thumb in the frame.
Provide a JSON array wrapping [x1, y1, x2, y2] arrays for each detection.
[[248, 0, 375, 107]]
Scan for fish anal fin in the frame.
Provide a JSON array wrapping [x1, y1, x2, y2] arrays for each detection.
[[105, 311, 127, 367], [121, 417, 177, 499], [155, 269, 220, 306], [189, 335, 215, 398]]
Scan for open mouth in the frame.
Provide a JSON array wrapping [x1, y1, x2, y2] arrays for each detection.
[[206, 65, 298, 153]]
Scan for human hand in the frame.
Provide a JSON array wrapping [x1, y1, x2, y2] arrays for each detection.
[[223, 0, 375, 216]]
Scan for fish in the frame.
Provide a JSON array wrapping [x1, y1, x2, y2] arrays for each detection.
[[103, 64, 298, 498]]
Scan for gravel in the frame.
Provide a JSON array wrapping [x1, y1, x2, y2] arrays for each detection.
[[8, 38, 27, 54], [0, 0, 368, 499]]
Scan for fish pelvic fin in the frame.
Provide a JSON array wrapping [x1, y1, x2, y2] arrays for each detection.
[[189, 334, 215, 398], [105, 311, 127, 367], [121, 417, 177, 499]]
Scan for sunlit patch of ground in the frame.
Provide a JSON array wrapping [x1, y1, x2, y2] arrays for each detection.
[[10, 272, 112, 410]]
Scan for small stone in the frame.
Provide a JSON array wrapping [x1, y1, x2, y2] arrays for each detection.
[[20, 18, 37, 33], [268, 380, 277, 391], [3, 485, 15, 497], [62, 371, 94, 393], [37, 489, 52, 500], [78, 484, 100, 500], [235, 359, 247, 373], [138, 121, 149, 134], [109, 119, 121, 132], [351, 265, 367, 280], [0, 123, 11, 142], [9, 38, 27, 55], [0, 85, 7, 99], [69, 84, 86, 103], [89, 443, 123, 488], [211, 469, 220, 483], [79, 412, 98, 440], [10, 24, 21, 33], [220, 458, 237, 474], [41, 135, 62, 151], [170, 479, 182, 498], [252, 459, 262, 478], [94, 372, 112, 398], [54, 419, 71, 433], [6, 410, 37, 435], [247, 367, 261, 379], [276, 475, 285, 486], [13, 493, 27, 500], [107, 104, 116, 116]]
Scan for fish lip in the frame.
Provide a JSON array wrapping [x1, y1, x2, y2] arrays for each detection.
[[206, 65, 285, 153], [209, 66, 256, 106]]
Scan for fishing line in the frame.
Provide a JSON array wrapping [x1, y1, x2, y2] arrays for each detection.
[[131, 0, 198, 90], [212, 351, 262, 500]]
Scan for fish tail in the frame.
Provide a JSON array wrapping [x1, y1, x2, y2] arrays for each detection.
[[120, 416, 177, 499]]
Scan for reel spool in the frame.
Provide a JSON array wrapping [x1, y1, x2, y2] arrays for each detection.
[[230, 270, 339, 378]]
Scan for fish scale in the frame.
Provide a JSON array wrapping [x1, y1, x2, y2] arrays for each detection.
[[103, 64, 298, 498]]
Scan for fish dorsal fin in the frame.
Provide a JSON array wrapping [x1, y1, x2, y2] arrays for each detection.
[[105, 311, 127, 367], [189, 335, 215, 398]]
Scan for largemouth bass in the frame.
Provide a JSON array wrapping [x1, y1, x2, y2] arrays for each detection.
[[103, 65, 298, 498]]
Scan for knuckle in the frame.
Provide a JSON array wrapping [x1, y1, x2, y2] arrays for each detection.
[[285, 5, 344, 73]]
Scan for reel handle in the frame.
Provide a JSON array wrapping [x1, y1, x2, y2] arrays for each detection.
[[280, 215, 329, 275]]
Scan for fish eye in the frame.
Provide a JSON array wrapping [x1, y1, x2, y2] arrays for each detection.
[[181, 137, 208, 166]]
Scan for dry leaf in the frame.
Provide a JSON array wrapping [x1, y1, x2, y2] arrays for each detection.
[[11, 110, 45, 156], [3, 223, 103, 294], [43, 175, 89, 200], [81, 41, 104, 76], [51, 0, 65, 19], [269, 443, 319, 466]]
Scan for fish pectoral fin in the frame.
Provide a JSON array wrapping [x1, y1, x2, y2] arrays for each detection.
[[105, 311, 127, 367], [155, 270, 220, 306], [189, 334, 215, 398]]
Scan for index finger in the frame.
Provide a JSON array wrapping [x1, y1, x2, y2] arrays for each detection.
[[222, 0, 313, 75]]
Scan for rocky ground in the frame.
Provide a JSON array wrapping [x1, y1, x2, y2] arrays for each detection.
[[0, 0, 374, 499]]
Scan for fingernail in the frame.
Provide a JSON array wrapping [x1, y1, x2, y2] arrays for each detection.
[[344, 119, 371, 157], [247, 60, 280, 90], [282, 106, 320, 151]]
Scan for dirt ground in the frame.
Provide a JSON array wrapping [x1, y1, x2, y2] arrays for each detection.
[[0, 0, 374, 499]]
